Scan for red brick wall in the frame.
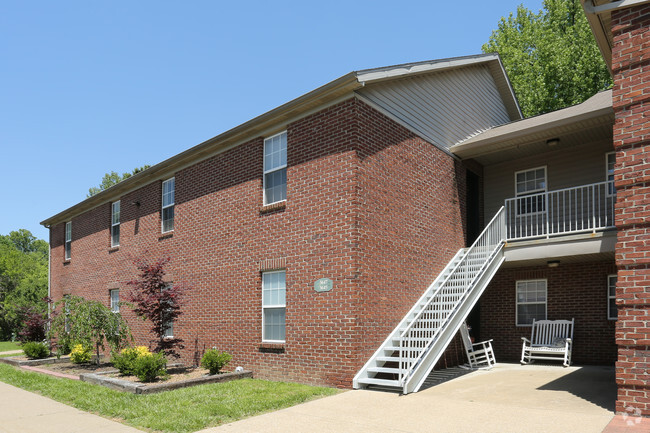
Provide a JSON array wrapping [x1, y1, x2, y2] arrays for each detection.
[[612, 4, 650, 415], [49, 97, 467, 388], [355, 101, 468, 365], [480, 261, 617, 365]]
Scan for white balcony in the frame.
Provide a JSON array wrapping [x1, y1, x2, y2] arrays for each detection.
[[504, 181, 615, 242]]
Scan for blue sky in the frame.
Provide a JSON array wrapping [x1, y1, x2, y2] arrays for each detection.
[[0, 0, 543, 242]]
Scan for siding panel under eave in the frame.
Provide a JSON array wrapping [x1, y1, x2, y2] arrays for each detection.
[[357, 65, 511, 150], [483, 140, 614, 219]]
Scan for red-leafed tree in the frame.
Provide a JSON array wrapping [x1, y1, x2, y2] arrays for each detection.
[[126, 257, 186, 358]]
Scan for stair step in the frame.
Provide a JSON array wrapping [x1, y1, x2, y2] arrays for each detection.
[[394, 336, 434, 342], [368, 366, 404, 374], [383, 346, 420, 352], [357, 377, 401, 387], [377, 355, 415, 363]]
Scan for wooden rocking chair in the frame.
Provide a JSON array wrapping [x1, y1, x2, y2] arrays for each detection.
[[460, 322, 496, 370]]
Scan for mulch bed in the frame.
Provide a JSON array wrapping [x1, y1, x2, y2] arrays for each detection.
[[106, 365, 212, 384], [38, 361, 116, 376], [35, 361, 210, 384]]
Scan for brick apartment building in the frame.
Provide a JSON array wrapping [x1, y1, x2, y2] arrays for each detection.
[[41, 0, 650, 415]]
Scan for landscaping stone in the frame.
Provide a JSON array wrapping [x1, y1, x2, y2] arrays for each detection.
[[80, 369, 253, 394], [0, 355, 71, 367]]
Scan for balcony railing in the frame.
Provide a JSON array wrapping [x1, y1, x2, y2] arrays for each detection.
[[504, 181, 615, 241]]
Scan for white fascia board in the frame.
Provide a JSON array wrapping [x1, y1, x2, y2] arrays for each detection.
[[355, 54, 500, 84]]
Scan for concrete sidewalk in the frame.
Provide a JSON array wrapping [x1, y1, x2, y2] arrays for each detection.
[[1, 363, 648, 433], [199, 364, 621, 433], [0, 381, 140, 433]]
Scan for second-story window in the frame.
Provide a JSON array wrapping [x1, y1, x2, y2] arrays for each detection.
[[111, 201, 120, 247], [515, 167, 546, 214], [64, 221, 72, 260], [263, 131, 287, 205], [162, 177, 175, 233]]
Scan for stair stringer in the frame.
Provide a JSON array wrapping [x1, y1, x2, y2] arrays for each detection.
[[402, 249, 505, 394], [352, 248, 466, 389]]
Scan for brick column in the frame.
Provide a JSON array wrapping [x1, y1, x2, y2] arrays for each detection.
[[612, 4, 650, 416]]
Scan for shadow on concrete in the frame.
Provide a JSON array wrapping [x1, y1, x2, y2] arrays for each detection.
[[419, 366, 474, 391], [537, 365, 616, 412]]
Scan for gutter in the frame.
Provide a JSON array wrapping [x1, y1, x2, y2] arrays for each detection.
[[583, 0, 650, 14], [582, 0, 650, 73]]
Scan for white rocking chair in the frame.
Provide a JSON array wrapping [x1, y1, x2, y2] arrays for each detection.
[[460, 322, 496, 369]]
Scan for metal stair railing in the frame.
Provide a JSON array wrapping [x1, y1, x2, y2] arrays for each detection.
[[398, 206, 506, 386]]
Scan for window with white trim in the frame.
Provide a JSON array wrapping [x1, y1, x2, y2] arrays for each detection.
[[110, 289, 120, 313], [516, 279, 547, 326], [64, 294, 71, 333], [606, 152, 616, 196], [64, 221, 72, 260], [111, 201, 120, 247], [162, 283, 173, 338], [515, 167, 547, 214], [263, 132, 287, 205], [608, 274, 618, 320], [162, 177, 175, 233], [262, 270, 286, 342]]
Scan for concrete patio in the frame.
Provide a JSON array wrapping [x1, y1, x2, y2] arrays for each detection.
[[201, 363, 626, 433]]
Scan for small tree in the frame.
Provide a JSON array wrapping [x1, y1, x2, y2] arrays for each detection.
[[126, 257, 186, 358], [49, 296, 131, 364], [16, 305, 48, 343]]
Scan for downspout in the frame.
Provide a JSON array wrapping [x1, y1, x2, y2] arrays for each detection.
[[45, 224, 51, 341]]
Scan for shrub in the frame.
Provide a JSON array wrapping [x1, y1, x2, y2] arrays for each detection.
[[70, 344, 92, 364], [55, 337, 72, 357], [132, 351, 167, 382], [22, 341, 49, 359], [201, 349, 232, 375], [111, 346, 151, 376]]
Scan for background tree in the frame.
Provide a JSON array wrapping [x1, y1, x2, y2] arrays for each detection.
[[49, 296, 131, 364], [87, 165, 151, 197], [482, 0, 611, 117], [0, 230, 48, 340], [126, 257, 186, 358]]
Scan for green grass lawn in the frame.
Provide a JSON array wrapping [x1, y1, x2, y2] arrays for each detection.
[[0, 363, 339, 432], [0, 341, 21, 352]]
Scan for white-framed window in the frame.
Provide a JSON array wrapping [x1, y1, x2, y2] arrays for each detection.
[[64, 294, 71, 333], [516, 279, 547, 326], [110, 289, 120, 313], [608, 274, 618, 320], [162, 177, 175, 233], [162, 283, 173, 338], [111, 201, 120, 247], [64, 221, 72, 260], [515, 166, 547, 214], [263, 131, 287, 205], [262, 270, 286, 342], [606, 152, 616, 196]]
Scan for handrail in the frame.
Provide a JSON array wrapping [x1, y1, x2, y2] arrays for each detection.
[[398, 206, 506, 385], [504, 180, 615, 240]]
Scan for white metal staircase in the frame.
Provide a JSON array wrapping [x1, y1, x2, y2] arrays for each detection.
[[353, 207, 506, 394]]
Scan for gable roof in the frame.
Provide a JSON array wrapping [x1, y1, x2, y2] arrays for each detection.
[[41, 53, 520, 227]]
